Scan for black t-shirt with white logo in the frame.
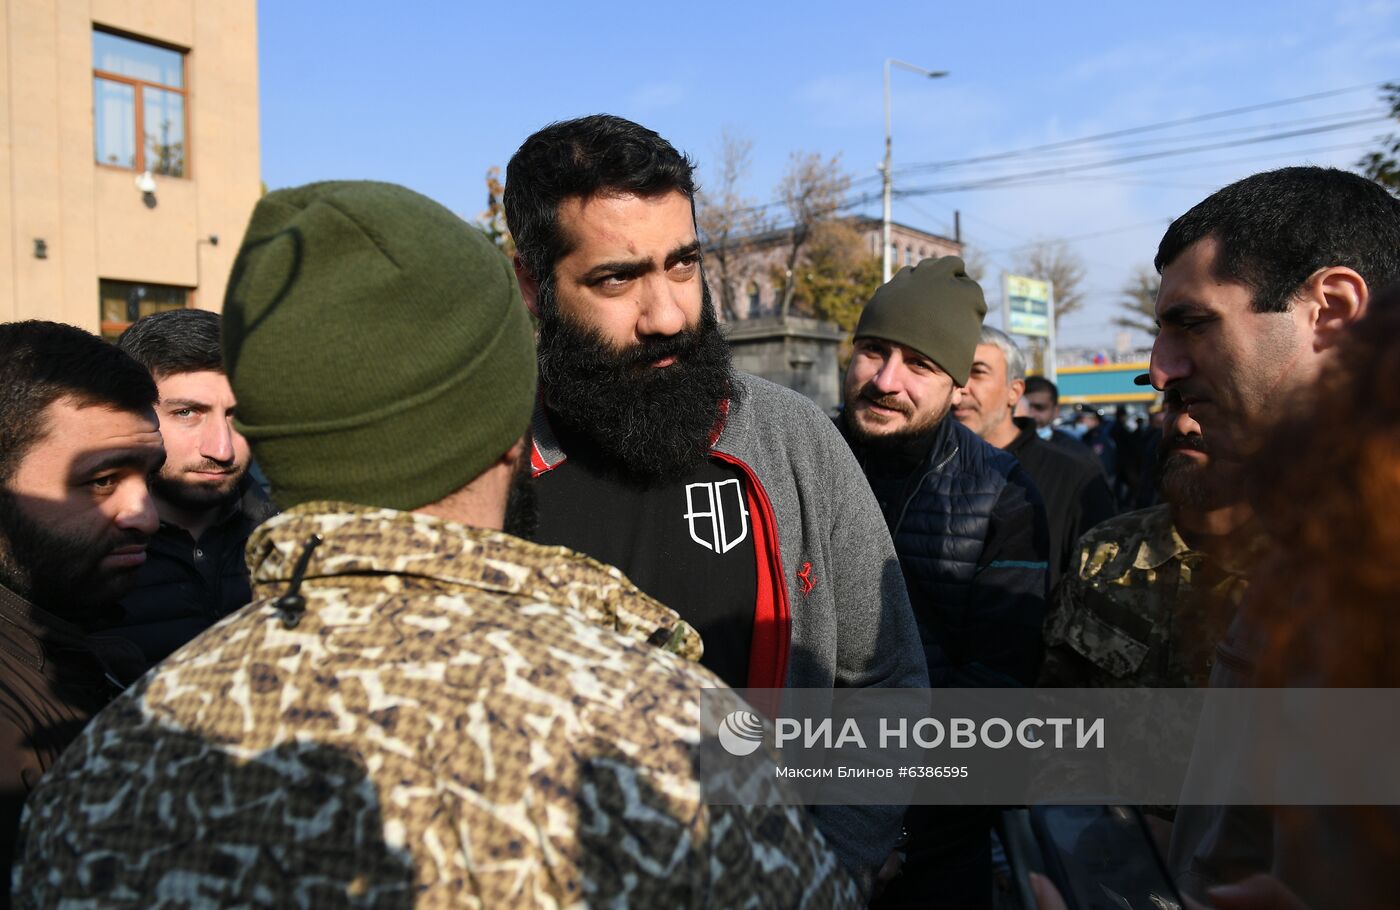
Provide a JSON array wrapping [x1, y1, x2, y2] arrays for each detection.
[[532, 427, 757, 688]]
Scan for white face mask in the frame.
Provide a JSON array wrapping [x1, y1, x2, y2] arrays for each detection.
[[1037, 425, 1053, 441]]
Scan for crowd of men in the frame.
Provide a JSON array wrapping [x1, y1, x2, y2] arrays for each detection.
[[1, 112, 1398, 909]]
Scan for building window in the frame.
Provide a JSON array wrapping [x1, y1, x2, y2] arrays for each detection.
[[93, 29, 187, 176], [99, 279, 188, 340], [747, 281, 762, 317]]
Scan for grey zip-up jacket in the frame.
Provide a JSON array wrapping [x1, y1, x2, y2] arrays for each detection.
[[530, 371, 929, 888]]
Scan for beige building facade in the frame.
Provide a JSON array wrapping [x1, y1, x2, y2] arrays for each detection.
[[0, 0, 259, 337]]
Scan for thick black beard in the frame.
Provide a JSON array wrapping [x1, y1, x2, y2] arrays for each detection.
[[535, 280, 733, 482], [0, 488, 147, 624]]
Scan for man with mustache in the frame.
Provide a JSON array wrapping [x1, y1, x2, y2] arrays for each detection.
[[0, 320, 163, 892], [1039, 392, 1263, 689], [837, 258, 1050, 910], [504, 114, 927, 895], [113, 309, 276, 670], [14, 181, 861, 909], [954, 326, 1116, 590], [1143, 166, 1400, 901]]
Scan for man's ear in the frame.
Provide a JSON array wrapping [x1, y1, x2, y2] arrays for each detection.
[[501, 437, 526, 470], [514, 256, 541, 319], [1305, 266, 1367, 353], [1007, 377, 1026, 411]]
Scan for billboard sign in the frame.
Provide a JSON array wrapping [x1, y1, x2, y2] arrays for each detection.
[[1004, 274, 1053, 338]]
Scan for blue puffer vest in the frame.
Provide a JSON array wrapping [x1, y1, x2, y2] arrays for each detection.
[[847, 416, 1021, 672]]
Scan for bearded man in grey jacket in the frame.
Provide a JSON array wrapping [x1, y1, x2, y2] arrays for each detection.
[[503, 113, 928, 896]]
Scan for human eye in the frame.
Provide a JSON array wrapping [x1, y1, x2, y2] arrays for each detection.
[[87, 473, 118, 492], [671, 252, 701, 275], [591, 272, 634, 294]]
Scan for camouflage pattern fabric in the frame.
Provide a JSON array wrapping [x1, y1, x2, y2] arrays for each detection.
[[14, 503, 858, 909], [1039, 504, 1265, 688]]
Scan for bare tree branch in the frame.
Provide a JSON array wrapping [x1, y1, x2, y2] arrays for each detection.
[[1113, 265, 1160, 336], [1011, 240, 1087, 329], [775, 152, 851, 320], [695, 130, 759, 321]]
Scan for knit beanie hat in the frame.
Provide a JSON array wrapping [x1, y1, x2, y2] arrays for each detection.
[[222, 180, 536, 511], [853, 256, 988, 385]]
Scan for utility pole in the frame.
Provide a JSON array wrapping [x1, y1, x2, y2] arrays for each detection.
[[883, 58, 947, 282]]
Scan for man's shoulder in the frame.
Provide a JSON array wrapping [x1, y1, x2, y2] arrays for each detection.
[[250, 504, 707, 663], [950, 419, 1023, 483], [106, 560, 719, 751], [1019, 432, 1102, 481], [730, 371, 829, 426], [719, 372, 845, 466], [1071, 504, 1173, 581]]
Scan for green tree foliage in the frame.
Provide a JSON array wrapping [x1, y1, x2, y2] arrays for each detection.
[[1359, 82, 1400, 192], [779, 219, 882, 331], [1113, 265, 1160, 336]]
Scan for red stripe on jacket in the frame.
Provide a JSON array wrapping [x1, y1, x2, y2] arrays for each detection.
[[711, 451, 791, 690]]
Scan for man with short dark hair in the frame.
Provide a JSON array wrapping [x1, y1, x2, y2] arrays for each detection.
[[837, 259, 1050, 909], [15, 181, 860, 909], [1021, 375, 1093, 459], [1146, 165, 1400, 901], [956, 327, 1115, 588], [504, 114, 927, 893], [0, 320, 163, 888], [1150, 165, 1400, 474], [115, 309, 275, 668]]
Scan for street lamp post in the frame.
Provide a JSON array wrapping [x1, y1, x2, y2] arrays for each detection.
[[883, 58, 947, 282]]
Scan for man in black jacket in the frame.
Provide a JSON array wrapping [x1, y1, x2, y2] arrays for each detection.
[[114, 310, 276, 669], [955, 326, 1116, 589], [1021, 375, 1094, 460], [0, 321, 163, 898], [838, 257, 1050, 910]]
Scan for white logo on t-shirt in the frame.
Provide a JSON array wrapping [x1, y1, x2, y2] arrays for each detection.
[[683, 479, 750, 554]]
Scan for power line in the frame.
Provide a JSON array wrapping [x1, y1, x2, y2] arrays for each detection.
[[720, 82, 1395, 227], [934, 138, 1379, 196], [845, 104, 1383, 190], [894, 116, 1389, 197], [891, 80, 1391, 176], [891, 106, 1385, 181], [980, 218, 1174, 256]]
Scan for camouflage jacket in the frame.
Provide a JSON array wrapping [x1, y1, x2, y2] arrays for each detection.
[[14, 504, 858, 909], [1039, 504, 1263, 688]]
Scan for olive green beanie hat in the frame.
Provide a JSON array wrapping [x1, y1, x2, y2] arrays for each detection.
[[853, 256, 988, 385], [222, 180, 536, 510]]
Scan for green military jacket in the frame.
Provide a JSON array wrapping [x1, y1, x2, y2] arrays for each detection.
[[15, 504, 857, 909], [1039, 504, 1262, 688]]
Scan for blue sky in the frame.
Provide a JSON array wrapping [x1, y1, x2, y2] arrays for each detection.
[[258, 0, 1400, 350]]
